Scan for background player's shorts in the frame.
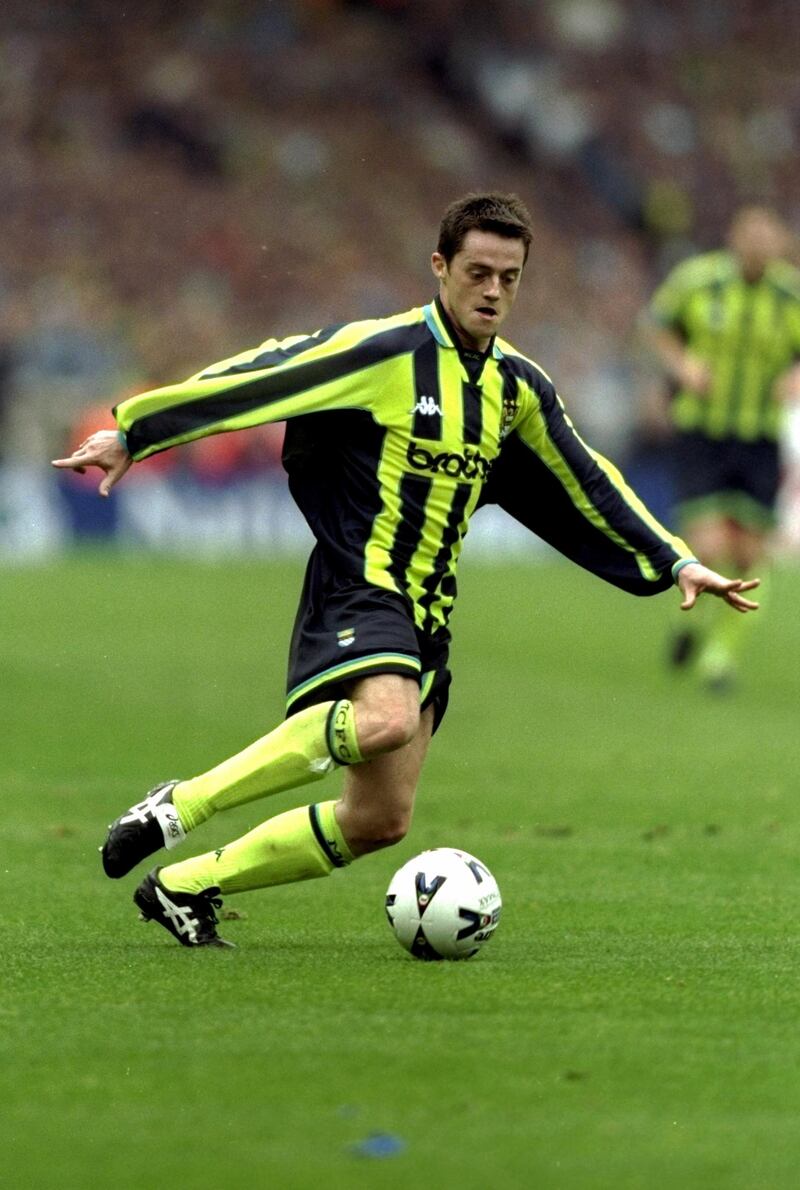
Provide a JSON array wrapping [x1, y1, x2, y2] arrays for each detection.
[[672, 431, 781, 528], [285, 548, 452, 731]]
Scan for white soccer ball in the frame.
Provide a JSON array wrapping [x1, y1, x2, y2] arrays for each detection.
[[384, 847, 502, 960]]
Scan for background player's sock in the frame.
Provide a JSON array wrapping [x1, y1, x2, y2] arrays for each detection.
[[159, 801, 354, 894], [173, 700, 362, 832], [697, 567, 765, 688]]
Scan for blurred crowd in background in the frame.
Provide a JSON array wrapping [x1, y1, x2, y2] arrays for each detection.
[[2, 0, 800, 550]]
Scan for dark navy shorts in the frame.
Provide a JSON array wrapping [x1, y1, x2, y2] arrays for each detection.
[[285, 547, 452, 731], [672, 432, 781, 526]]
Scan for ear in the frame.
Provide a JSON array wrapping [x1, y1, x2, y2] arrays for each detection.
[[431, 251, 447, 281]]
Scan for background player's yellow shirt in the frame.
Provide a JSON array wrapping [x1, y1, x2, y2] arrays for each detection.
[[649, 250, 800, 441]]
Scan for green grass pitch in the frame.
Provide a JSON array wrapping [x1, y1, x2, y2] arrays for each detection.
[[5, 551, 800, 1189]]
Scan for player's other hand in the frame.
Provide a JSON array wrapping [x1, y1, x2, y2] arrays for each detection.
[[677, 561, 760, 613], [51, 429, 132, 497], [773, 363, 800, 404], [678, 354, 713, 394]]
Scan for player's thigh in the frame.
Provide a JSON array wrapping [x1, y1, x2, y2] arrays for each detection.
[[728, 522, 768, 571], [680, 511, 735, 560]]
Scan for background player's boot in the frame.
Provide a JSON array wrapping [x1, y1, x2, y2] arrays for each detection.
[[668, 627, 698, 668], [133, 868, 234, 948], [101, 781, 185, 878]]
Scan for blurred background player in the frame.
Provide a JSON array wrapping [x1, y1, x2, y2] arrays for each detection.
[[641, 207, 800, 691]]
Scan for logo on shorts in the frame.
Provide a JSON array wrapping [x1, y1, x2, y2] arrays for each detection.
[[337, 628, 356, 648]]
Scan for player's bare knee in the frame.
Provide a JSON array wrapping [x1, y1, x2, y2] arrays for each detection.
[[351, 813, 411, 854], [355, 703, 419, 757], [349, 674, 421, 757], [374, 704, 419, 753]]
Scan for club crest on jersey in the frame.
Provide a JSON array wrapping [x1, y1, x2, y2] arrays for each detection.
[[412, 395, 443, 417], [500, 389, 519, 439], [337, 628, 356, 648]]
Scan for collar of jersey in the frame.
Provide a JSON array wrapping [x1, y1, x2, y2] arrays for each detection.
[[424, 297, 504, 360]]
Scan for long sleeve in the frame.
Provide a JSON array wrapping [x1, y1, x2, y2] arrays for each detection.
[[114, 312, 421, 462], [484, 357, 690, 595]]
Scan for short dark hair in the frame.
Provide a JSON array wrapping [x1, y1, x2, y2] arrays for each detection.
[[437, 192, 533, 264]]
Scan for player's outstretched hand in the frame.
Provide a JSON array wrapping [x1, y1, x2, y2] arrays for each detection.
[[676, 561, 760, 613], [52, 429, 132, 497]]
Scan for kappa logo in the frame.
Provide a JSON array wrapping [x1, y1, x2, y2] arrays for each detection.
[[337, 628, 356, 648], [412, 395, 443, 417]]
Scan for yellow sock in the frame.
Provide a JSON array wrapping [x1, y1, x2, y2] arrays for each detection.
[[159, 800, 354, 895], [699, 566, 766, 678], [173, 700, 362, 832]]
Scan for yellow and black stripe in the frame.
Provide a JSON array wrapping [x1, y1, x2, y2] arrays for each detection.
[[115, 297, 690, 625]]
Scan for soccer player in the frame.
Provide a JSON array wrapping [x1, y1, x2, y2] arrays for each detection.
[[642, 206, 800, 690], [53, 193, 759, 948]]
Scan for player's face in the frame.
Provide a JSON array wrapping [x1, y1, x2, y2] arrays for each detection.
[[729, 208, 790, 281], [432, 229, 525, 352]]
